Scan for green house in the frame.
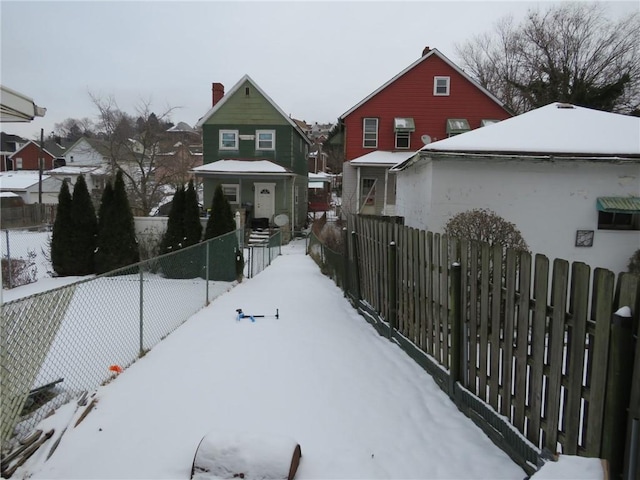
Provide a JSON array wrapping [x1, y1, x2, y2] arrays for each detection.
[[194, 75, 312, 235]]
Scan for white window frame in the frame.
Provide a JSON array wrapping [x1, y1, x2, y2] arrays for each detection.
[[15, 157, 23, 170], [361, 177, 376, 205], [363, 118, 378, 148], [434, 76, 450, 96], [219, 130, 239, 150], [255, 130, 275, 150], [395, 131, 411, 149], [221, 184, 240, 204]]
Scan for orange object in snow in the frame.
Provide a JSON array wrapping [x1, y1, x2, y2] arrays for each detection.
[[109, 365, 123, 374]]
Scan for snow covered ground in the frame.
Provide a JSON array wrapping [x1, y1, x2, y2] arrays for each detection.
[[4, 238, 604, 479]]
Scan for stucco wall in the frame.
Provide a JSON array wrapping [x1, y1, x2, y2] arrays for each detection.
[[396, 157, 640, 274]]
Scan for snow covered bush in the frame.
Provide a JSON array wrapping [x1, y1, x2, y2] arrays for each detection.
[[2, 250, 37, 288], [443, 208, 529, 253]]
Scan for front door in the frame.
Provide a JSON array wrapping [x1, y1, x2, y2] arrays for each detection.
[[254, 182, 275, 220]]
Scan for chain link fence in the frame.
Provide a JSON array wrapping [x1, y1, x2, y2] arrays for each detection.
[[1, 229, 282, 449], [245, 230, 282, 278]]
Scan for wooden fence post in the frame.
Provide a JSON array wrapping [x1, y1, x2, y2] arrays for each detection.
[[342, 227, 350, 297], [602, 308, 635, 479], [388, 241, 397, 337], [449, 263, 462, 397], [351, 231, 361, 302]]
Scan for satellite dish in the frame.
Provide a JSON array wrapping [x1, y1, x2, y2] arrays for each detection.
[[274, 214, 289, 227], [421, 134, 432, 145]]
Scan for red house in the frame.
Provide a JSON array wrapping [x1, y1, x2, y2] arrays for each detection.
[[337, 46, 512, 216], [7, 140, 64, 171]]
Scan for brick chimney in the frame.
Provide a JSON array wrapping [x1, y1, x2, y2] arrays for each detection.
[[212, 83, 225, 107], [422, 46, 431, 56]]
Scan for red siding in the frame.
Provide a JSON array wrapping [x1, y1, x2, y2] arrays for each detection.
[[9, 142, 55, 171], [343, 54, 511, 161]]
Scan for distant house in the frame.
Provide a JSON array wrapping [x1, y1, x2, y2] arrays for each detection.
[[0, 171, 59, 204], [155, 121, 203, 187], [392, 102, 640, 275], [7, 140, 66, 172], [335, 46, 512, 216], [1, 132, 28, 171], [62, 137, 111, 168], [193, 75, 312, 233]]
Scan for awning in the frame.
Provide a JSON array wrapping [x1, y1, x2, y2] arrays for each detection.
[[394, 117, 415, 132], [596, 197, 640, 213], [1, 85, 46, 122], [446, 118, 470, 135]]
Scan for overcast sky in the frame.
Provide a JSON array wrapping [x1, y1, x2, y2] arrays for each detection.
[[1, 1, 637, 140]]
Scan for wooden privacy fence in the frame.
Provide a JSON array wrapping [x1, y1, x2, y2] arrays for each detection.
[[335, 215, 640, 478]]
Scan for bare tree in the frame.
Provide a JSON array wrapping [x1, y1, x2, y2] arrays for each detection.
[[456, 3, 640, 114], [53, 117, 96, 141], [90, 94, 178, 215]]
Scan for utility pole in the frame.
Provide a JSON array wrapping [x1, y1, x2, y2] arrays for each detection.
[[38, 128, 44, 205]]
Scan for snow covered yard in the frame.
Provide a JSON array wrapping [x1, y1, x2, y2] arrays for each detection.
[[12, 240, 529, 479]]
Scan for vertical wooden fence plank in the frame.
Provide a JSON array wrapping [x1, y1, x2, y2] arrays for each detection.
[[459, 238, 470, 388], [433, 234, 442, 363], [418, 230, 427, 351], [529, 254, 550, 447], [441, 235, 450, 369], [408, 228, 416, 341], [479, 242, 490, 401], [514, 252, 532, 433], [501, 249, 518, 418], [489, 243, 503, 411], [545, 259, 570, 453], [426, 232, 434, 356], [564, 262, 590, 454], [584, 268, 614, 456], [469, 240, 479, 393]]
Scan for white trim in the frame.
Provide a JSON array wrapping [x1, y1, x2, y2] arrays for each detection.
[[434, 76, 450, 96], [255, 130, 275, 150], [219, 130, 239, 150]]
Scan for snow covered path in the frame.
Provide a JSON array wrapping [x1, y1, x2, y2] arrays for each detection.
[[23, 240, 525, 479]]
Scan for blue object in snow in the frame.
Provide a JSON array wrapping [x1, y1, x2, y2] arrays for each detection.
[[236, 309, 255, 322]]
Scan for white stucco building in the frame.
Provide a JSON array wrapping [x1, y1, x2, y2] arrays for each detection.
[[392, 103, 640, 275]]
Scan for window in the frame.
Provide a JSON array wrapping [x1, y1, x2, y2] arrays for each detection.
[[434, 76, 450, 96], [363, 118, 378, 148], [596, 196, 640, 230], [395, 131, 411, 149], [481, 119, 500, 127], [15, 158, 22, 169], [256, 130, 275, 150], [222, 184, 240, 204], [361, 178, 376, 206], [219, 130, 238, 150], [394, 117, 414, 149]]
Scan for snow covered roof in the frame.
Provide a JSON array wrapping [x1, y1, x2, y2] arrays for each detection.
[[192, 159, 294, 176], [167, 122, 196, 133], [46, 166, 107, 175], [350, 150, 417, 167], [0, 171, 51, 190], [0, 191, 20, 198], [308, 172, 332, 182], [421, 103, 640, 157]]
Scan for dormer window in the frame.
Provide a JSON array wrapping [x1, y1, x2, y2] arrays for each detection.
[[434, 76, 450, 96]]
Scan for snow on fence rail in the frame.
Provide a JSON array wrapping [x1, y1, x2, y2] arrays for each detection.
[[0, 229, 282, 449], [308, 215, 640, 479]]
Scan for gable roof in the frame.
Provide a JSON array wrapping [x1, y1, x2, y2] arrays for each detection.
[[65, 136, 112, 158], [9, 140, 56, 159], [195, 74, 312, 144], [339, 48, 508, 120]]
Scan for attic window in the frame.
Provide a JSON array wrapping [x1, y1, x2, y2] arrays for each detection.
[[481, 119, 500, 127], [446, 118, 470, 136], [434, 76, 450, 96], [245, 87, 250, 96]]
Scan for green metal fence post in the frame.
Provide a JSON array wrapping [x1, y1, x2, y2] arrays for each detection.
[[449, 263, 462, 397], [388, 241, 397, 338], [139, 267, 144, 357], [601, 310, 635, 479], [343, 227, 350, 297], [351, 231, 361, 302]]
